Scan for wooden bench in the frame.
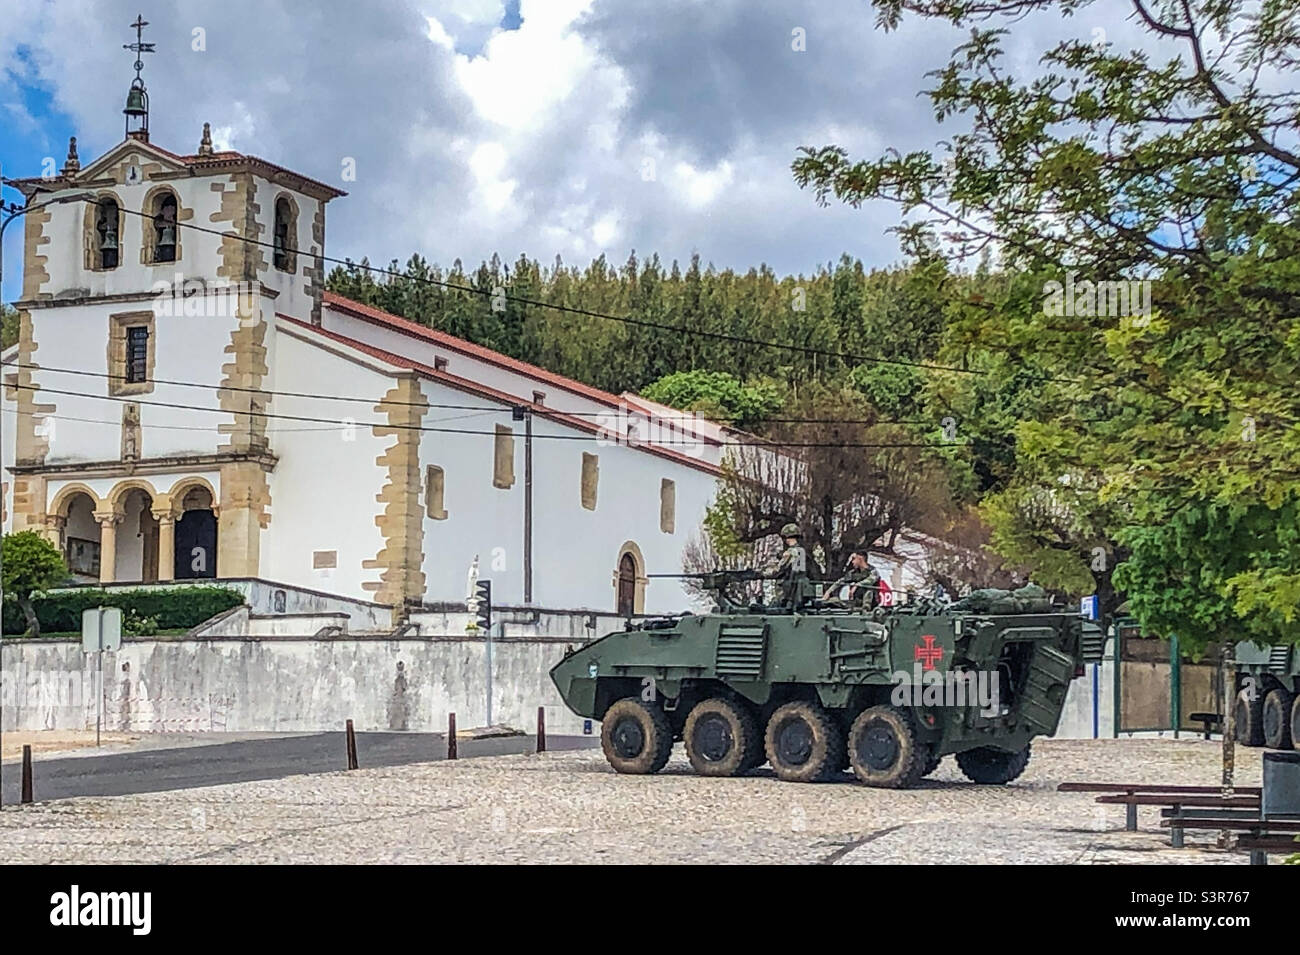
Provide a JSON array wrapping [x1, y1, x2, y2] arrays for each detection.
[[1057, 783, 1261, 832], [1159, 815, 1300, 863], [1188, 711, 1221, 739]]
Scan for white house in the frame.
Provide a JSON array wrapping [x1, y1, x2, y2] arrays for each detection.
[[1, 86, 730, 621]]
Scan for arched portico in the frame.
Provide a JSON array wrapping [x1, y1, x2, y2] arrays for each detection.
[[48, 483, 104, 581]]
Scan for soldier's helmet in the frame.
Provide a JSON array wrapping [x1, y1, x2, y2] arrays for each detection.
[[780, 522, 801, 538]]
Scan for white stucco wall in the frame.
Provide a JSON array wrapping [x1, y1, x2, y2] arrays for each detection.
[[416, 376, 716, 613], [261, 329, 391, 600]]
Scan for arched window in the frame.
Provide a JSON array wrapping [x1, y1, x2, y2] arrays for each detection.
[[152, 192, 178, 263], [95, 199, 120, 269], [273, 196, 297, 272]]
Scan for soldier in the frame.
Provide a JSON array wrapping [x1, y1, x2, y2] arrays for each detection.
[[765, 522, 809, 609], [823, 550, 881, 609]]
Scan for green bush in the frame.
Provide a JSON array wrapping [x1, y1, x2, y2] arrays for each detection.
[[1, 586, 244, 636]]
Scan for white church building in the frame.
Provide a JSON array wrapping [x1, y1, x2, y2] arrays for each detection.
[[1, 85, 736, 623]]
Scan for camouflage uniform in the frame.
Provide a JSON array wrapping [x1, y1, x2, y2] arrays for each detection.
[[766, 523, 809, 609], [825, 564, 881, 609]]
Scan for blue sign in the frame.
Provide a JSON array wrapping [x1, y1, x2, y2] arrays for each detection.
[[583, 719, 593, 736], [1080, 595, 1100, 620]]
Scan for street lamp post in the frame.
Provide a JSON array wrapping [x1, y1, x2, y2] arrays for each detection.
[[0, 181, 94, 807]]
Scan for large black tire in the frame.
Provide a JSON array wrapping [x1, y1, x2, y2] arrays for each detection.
[[1262, 688, 1295, 750], [683, 697, 761, 776], [847, 705, 925, 789], [1292, 694, 1300, 752], [1235, 687, 1265, 746], [956, 743, 1031, 784], [764, 701, 843, 782], [601, 698, 673, 774]]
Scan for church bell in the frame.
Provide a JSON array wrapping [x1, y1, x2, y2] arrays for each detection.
[[123, 79, 149, 138], [124, 82, 148, 118]]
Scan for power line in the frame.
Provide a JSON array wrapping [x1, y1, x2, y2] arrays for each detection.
[[76, 197, 1051, 381], [3, 380, 973, 450], [3, 361, 958, 429]]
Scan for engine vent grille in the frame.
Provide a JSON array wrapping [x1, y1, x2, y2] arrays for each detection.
[[1080, 622, 1106, 663], [1268, 645, 1293, 672], [716, 625, 767, 679]]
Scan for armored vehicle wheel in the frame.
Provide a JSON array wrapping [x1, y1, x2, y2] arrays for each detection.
[[1235, 688, 1265, 746], [684, 698, 761, 776], [1292, 695, 1300, 752], [764, 701, 843, 782], [1262, 688, 1295, 749], [922, 751, 942, 778], [601, 698, 673, 774], [847, 705, 924, 789], [955, 743, 1031, 784]]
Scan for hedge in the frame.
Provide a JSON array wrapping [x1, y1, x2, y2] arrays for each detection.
[[2, 586, 245, 636]]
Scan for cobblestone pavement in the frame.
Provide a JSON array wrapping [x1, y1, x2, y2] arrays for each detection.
[[0, 739, 1276, 864]]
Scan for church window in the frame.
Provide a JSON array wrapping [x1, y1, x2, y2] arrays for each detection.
[[108, 311, 156, 396], [426, 465, 447, 519], [493, 425, 515, 489], [126, 327, 150, 383], [581, 453, 599, 510], [152, 192, 178, 263], [660, 479, 676, 533], [95, 199, 121, 269], [273, 196, 298, 272]]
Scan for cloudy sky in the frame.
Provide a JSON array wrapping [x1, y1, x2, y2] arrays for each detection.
[[0, 0, 1144, 301]]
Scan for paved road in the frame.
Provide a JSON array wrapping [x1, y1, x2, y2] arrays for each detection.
[[0, 732, 599, 804]]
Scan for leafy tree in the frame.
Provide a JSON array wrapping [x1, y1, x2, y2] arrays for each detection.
[[640, 370, 782, 428], [2, 531, 69, 637], [792, 0, 1300, 651], [1, 303, 18, 350]]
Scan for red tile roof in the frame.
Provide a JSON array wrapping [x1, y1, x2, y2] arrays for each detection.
[[277, 312, 723, 476], [323, 292, 724, 449]]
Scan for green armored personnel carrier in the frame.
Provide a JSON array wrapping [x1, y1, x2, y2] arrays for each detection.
[[550, 575, 1104, 788], [1233, 641, 1300, 750]]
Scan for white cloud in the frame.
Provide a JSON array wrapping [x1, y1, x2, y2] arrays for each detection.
[[1, 0, 1174, 289]]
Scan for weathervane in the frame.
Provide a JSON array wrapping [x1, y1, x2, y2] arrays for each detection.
[[122, 14, 155, 140]]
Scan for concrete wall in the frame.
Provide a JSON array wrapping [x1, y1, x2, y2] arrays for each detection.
[[0, 634, 587, 736], [2, 632, 1118, 740]]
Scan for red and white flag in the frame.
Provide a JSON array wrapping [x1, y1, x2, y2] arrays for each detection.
[[878, 579, 894, 607]]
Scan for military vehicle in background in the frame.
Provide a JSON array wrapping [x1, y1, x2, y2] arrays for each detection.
[[550, 575, 1104, 789], [1233, 641, 1300, 751]]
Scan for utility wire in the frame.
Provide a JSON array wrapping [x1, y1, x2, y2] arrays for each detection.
[[66, 197, 1057, 381], [2, 361, 954, 428], [3, 381, 973, 450]]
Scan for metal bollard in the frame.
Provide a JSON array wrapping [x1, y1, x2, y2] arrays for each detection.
[[537, 706, 546, 754], [345, 719, 359, 771], [21, 745, 33, 804], [447, 712, 457, 760]]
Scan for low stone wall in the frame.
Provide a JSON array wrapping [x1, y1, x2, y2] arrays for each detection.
[[0, 634, 589, 736], [0, 633, 1115, 740]]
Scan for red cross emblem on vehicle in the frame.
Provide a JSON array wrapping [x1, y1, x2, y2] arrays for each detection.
[[914, 635, 943, 671]]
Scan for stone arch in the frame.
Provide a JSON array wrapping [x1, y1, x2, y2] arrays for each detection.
[[272, 192, 300, 273], [105, 477, 159, 513], [165, 475, 218, 518], [83, 190, 124, 272], [166, 476, 218, 581], [612, 540, 648, 616], [48, 484, 103, 579], [141, 184, 183, 265], [49, 482, 103, 517]]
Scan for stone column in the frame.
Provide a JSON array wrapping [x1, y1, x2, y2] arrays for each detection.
[[43, 513, 66, 550], [94, 511, 121, 584], [155, 511, 176, 582]]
